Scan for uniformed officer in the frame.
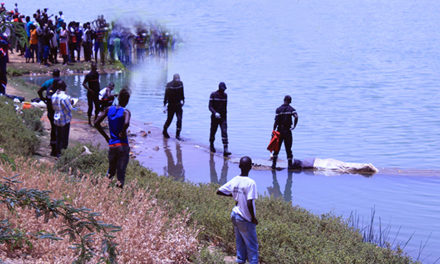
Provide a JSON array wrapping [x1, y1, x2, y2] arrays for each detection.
[[209, 82, 231, 156], [272, 95, 298, 170], [163, 73, 185, 140], [37, 69, 60, 156]]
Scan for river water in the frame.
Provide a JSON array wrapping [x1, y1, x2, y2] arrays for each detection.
[[20, 0, 440, 262]]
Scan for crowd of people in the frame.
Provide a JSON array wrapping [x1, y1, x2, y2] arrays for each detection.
[[0, 3, 179, 68]]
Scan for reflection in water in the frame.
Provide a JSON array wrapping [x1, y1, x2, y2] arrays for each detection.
[[209, 153, 229, 185], [267, 170, 294, 202], [163, 139, 185, 182]]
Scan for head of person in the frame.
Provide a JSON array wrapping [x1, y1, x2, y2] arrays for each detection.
[[91, 62, 97, 71], [30, 24, 36, 31], [118, 87, 130, 107], [57, 80, 66, 91], [25, 16, 30, 22], [218, 82, 227, 94], [173, 73, 180, 82], [52, 69, 60, 78], [108, 82, 115, 91], [59, 11, 63, 16], [239, 156, 252, 175], [284, 95, 292, 105]]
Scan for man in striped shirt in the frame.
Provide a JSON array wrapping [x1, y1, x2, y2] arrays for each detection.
[[272, 95, 298, 170], [51, 80, 73, 157]]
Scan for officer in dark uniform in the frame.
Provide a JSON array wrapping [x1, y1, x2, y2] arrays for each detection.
[[272, 95, 299, 170], [163, 73, 185, 140], [82, 62, 100, 125], [37, 69, 60, 156], [209, 82, 231, 156]]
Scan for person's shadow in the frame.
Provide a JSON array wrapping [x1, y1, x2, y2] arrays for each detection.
[[267, 170, 294, 202], [163, 139, 185, 182], [209, 153, 229, 185]]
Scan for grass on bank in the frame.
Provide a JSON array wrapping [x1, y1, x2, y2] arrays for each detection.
[[57, 144, 418, 264]]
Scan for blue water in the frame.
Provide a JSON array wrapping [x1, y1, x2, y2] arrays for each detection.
[[19, 0, 440, 262]]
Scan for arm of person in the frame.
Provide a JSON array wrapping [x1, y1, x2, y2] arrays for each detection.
[[217, 180, 233, 197], [181, 84, 185, 106], [94, 107, 110, 143], [37, 86, 46, 102], [292, 112, 298, 130], [247, 199, 258, 225], [119, 109, 131, 138], [82, 77, 94, 94], [216, 190, 232, 197], [209, 93, 217, 115], [163, 87, 168, 106]]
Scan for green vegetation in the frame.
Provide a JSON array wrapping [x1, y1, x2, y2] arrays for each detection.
[[0, 97, 41, 156], [57, 144, 417, 264]]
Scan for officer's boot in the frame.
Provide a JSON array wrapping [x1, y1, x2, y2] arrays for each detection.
[[271, 157, 277, 170], [210, 142, 216, 153], [162, 128, 170, 138], [176, 130, 182, 141], [223, 144, 231, 157], [288, 159, 294, 170]]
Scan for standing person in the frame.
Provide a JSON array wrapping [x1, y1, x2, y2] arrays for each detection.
[[29, 24, 38, 63], [217, 156, 259, 264], [82, 62, 100, 125], [0, 36, 8, 95], [37, 69, 60, 156], [271, 95, 298, 170], [162, 73, 184, 140], [82, 23, 92, 62], [51, 80, 73, 157], [59, 23, 69, 65], [209, 82, 231, 156], [94, 88, 131, 188]]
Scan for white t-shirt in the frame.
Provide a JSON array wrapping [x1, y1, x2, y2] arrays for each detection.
[[218, 175, 258, 222]]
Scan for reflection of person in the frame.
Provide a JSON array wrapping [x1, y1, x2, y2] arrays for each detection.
[[164, 140, 185, 182], [271, 95, 298, 170], [37, 69, 60, 156], [267, 170, 294, 202], [94, 88, 131, 188], [51, 80, 73, 157], [82, 62, 100, 125], [163, 73, 185, 140], [217, 156, 259, 264], [209, 82, 231, 156], [209, 153, 229, 185]]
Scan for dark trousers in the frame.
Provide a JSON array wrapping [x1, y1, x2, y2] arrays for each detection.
[[83, 42, 92, 61], [108, 145, 130, 187], [273, 130, 293, 161], [87, 93, 100, 118], [46, 102, 56, 152], [55, 123, 70, 157], [29, 44, 38, 61], [210, 116, 228, 145], [163, 105, 183, 133]]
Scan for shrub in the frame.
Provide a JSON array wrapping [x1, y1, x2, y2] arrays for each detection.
[[0, 97, 39, 156], [0, 158, 200, 263], [57, 144, 417, 263]]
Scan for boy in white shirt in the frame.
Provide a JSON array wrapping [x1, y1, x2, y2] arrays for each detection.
[[217, 156, 259, 264]]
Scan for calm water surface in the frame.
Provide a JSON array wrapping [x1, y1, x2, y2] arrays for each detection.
[[21, 0, 440, 262]]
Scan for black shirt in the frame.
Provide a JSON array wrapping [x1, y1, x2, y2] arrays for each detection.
[[209, 90, 227, 117], [164, 80, 184, 106], [274, 103, 297, 131], [83, 71, 100, 94]]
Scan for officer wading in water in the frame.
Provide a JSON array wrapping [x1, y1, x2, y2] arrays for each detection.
[[209, 82, 231, 157], [163, 73, 184, 140], [272, 95, 298, 170]]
